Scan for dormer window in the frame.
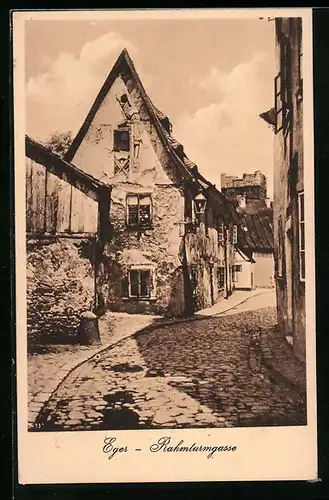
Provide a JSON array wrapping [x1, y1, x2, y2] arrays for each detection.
[[114, 128, 130, 152]]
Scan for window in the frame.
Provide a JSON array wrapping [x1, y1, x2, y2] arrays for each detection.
[[232, 265, 242, 283], [114, 129, 130, 152], [120, 94, 128, 103], [277, 216, 283, 278], [218, 222, 224, 245], [232, 225, 238, 245], [298, 191, 305, 281], [217, 267, 225, 290], [126, 269, 151, 298], [127, 194, 152, 228]]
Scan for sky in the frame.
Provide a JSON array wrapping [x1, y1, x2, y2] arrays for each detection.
[[25, 18, 276, 197]]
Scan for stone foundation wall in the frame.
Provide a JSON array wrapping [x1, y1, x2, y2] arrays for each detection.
[[26, 237, 95, 348]]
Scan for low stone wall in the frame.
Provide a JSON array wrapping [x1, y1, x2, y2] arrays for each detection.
[[27, 237, 95, 350]]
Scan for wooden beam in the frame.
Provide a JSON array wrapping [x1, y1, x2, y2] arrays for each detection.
[[26, 137, 109, 202]]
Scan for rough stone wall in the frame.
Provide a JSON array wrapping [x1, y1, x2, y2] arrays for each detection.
[[101, 184, 185, 317], [221, 172, 268, 212], [26, 237, 95, 349], [221, 171, 267, 191], [185, 215, 226, 311]]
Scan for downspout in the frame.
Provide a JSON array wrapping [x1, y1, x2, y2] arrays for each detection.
[[93, 236, 97, 312], [94, 186, 112, 315], [224, 225, 229, 299]]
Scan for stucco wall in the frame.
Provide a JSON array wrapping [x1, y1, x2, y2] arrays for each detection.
[[253, 252, 275, 288], [234, 255, 254, 290]]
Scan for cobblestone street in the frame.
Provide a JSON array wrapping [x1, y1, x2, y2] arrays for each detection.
[[32, 295, 307, 431]]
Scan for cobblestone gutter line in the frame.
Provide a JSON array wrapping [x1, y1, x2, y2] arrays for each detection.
[[135, 289, 274, 334], [29, 321, 154, 429]]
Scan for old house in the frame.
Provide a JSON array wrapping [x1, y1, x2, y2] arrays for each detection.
[[221, 171, 275, 288], [64, 48, 239, 318], [25, 136, 111, 346], [260, 18, 305, 361]]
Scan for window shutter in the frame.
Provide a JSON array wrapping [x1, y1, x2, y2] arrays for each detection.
[[274, 73, 283, 134], [122, 276, 129, 297]]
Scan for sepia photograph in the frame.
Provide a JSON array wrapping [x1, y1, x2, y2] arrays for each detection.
[[14, 8, 317, 484]]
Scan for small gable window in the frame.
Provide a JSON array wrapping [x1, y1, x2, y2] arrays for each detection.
[[127, 194, 152, 229], [120, 94, 129, 103], [114, 129, 130, 152]]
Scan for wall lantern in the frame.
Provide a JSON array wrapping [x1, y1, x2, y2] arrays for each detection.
[[194, 192, 207, 216]]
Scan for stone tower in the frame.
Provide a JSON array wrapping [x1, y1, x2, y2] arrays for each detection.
[[221, 170, 270, 212]]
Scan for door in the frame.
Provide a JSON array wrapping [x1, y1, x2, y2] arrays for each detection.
[[209, 264, 215, 305], [285, 222, 293, 335]]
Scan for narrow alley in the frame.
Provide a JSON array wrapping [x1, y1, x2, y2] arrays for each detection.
[[32, 291, 306, 431]]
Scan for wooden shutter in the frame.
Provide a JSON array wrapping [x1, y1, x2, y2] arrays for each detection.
[[274, 73, 283, 134], [122, 275, 129, 297]]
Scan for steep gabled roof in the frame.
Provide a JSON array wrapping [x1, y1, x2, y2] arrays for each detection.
[[64, 48, 239, 223], [237, 210, 274, 252], [64, 48, 192, 183]]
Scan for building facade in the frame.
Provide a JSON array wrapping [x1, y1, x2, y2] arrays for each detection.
[[261, 18, 305, 361], [25, 136, 112, 346], [64, 49, 239, 318], [221, 171, 275, 288]]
